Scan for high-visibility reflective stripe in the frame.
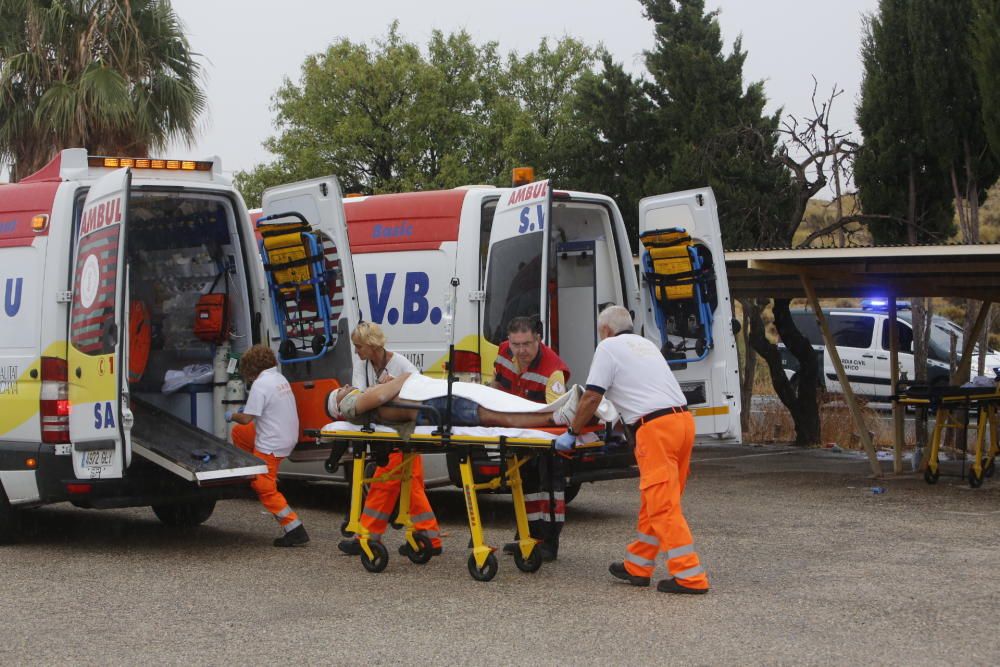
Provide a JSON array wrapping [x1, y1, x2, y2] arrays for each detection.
[[275, 506, 293, 519], [411, 511, 436, 524], [363, 507, 392, 521], [666, 544, 695, 560], [524, 492, 549, 502], [626, 552, 656, 568], [494, 356, 516, 372], [415, 529, 440, 539], [283, 518, 302, 532], [526, 512, 545, 522], [635, 532, 659, 547], [671, 564, 705, 580], [521, 371, 550, 384]]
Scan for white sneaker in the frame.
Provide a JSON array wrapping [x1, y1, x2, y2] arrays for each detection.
[[553, 385, 581, 425]]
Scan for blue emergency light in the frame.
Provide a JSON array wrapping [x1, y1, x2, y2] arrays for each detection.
[[861, 298, 910, 312]]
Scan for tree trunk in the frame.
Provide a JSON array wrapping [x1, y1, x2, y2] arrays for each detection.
[[748, 299, 821, 445]]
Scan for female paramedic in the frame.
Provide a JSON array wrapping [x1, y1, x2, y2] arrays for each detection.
[[339, 323, 443, 559], [227, 344, 309, 547]]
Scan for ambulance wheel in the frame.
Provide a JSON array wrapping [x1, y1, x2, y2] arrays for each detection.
[[923, 467, 940, 485], [403, 534, 434, 564], [360, 541, 389, 573], [969, 468, 984, 489], [0, 485, 21, 545], [468, 553, 499, 582], [513, 547, 542, 573], [564, 483, 582, 505], [151, 499, 216, 527]]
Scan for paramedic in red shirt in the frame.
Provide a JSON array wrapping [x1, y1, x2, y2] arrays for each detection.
[[557, 305, 709, 594], [228, 344, 309, 547], [492, 315, 570, 561], [338, 322, 443, 559]]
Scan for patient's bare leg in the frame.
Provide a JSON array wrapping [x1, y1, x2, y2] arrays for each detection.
[[476, 407, 556, 428]]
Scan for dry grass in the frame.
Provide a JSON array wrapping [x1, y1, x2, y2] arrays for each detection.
[[747, 394, 910, 450]]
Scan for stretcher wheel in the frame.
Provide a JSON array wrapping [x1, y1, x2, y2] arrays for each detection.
[[402, 534, 434, 564], [969, 468, 984, 489], [923, 467, 940, 485], [360, 541, 389, 573], [340, 518, 352, 538], [467, 553, 499, 582], [513, 547, 542, 573]]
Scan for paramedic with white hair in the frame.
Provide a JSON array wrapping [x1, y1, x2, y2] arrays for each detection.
[[556, 305, 710, 594]]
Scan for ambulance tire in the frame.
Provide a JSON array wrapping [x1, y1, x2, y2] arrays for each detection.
[[151, 499, 217, 527], [0, 484, 21, 545], [563, 483, 582, 505]]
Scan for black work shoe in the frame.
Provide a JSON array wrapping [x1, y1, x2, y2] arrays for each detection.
[[273, 525, 310, 547], [501, 542, 517, 556], [609, 562, 650, 587], [657, 578, 709, 595], [537, 545, 557, 562], [398, 542, 443, 557], [337, 539, 361, 555]]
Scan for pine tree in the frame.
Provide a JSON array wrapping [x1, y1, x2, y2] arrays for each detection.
[[971, 0, 1000, 161]]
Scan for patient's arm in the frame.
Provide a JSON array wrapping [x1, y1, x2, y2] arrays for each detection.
[[354, 372, 411, 415]]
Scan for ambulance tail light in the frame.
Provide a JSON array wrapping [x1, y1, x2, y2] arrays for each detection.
[[40, 357, 70, 444]]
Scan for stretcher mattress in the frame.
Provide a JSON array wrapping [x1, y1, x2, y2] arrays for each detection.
[[322, 421, 601, 446]]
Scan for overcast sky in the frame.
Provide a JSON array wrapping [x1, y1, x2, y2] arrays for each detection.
[[6, 0, 881, 181]]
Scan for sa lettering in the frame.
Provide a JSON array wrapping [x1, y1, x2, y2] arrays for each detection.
[[93, 401, 116, 429]]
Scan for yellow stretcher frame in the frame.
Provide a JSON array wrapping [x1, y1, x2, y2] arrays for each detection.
[[318, 427, 606, 582], [897, 388, 1000, 488]]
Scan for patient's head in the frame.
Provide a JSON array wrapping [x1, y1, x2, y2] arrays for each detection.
[[328, 385, 357, 420]]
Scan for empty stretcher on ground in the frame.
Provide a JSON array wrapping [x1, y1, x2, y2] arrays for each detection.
[[896, 384, 1000, 488], [312, 419, 607, 582]]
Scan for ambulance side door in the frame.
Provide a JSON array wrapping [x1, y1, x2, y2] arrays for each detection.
[[638, 188, 741, 442], [68, 168, 132, 479], [481, 180, 552, 347]]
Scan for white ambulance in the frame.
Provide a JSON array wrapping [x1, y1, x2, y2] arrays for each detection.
[[277, 177, 742, 492], [0, 149, 359, 543]]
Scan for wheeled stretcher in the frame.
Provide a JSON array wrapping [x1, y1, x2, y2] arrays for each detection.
[[313, 412, 608, 582], [896, 384, 1000, 488]]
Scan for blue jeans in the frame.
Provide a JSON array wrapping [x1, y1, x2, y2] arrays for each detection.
[[416, 396, 479, 426]]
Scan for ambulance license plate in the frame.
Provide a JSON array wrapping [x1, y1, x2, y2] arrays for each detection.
[[84, 450, 114, 467]]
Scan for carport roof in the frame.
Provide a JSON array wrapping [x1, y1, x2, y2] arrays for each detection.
[[724, 243, 1000, 300]]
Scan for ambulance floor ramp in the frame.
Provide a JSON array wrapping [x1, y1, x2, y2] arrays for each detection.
[[130, 398, 267, 484]]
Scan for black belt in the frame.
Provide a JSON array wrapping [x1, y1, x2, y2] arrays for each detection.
[[633, 406, 688, 432]]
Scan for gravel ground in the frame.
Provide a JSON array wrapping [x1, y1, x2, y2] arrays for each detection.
[[1, 444, 998, 666]]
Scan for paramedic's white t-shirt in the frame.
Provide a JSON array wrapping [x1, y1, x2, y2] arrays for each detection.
[[243, 366, 299, 457], [585, 333, 687, 425], [352, 350, 419, 389]]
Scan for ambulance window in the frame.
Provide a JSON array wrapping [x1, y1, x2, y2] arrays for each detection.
[[70, 225, 120, 355], [479, 199, 498, 289], [483, 234, 541, 345]]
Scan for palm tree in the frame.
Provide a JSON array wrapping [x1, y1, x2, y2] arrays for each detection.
[[0, 0, 205, 181]]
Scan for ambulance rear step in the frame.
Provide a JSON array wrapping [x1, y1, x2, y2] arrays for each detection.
[[130, 398, 267, 485]]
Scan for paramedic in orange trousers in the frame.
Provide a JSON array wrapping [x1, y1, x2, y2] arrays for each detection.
[[492, 316, 571, 561], [338, 322, 443, 559], [556, 306, 709, 594], [228, 344, 309, 547]]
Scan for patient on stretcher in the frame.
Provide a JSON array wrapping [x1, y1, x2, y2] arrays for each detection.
[[328, 372, 581, 429]]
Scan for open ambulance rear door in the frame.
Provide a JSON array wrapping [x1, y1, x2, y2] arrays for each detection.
[[68, 168, 132, 479], [259, 176, 361, 439], [481, 180, 553, 345], [637, 188, 741, 443]]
